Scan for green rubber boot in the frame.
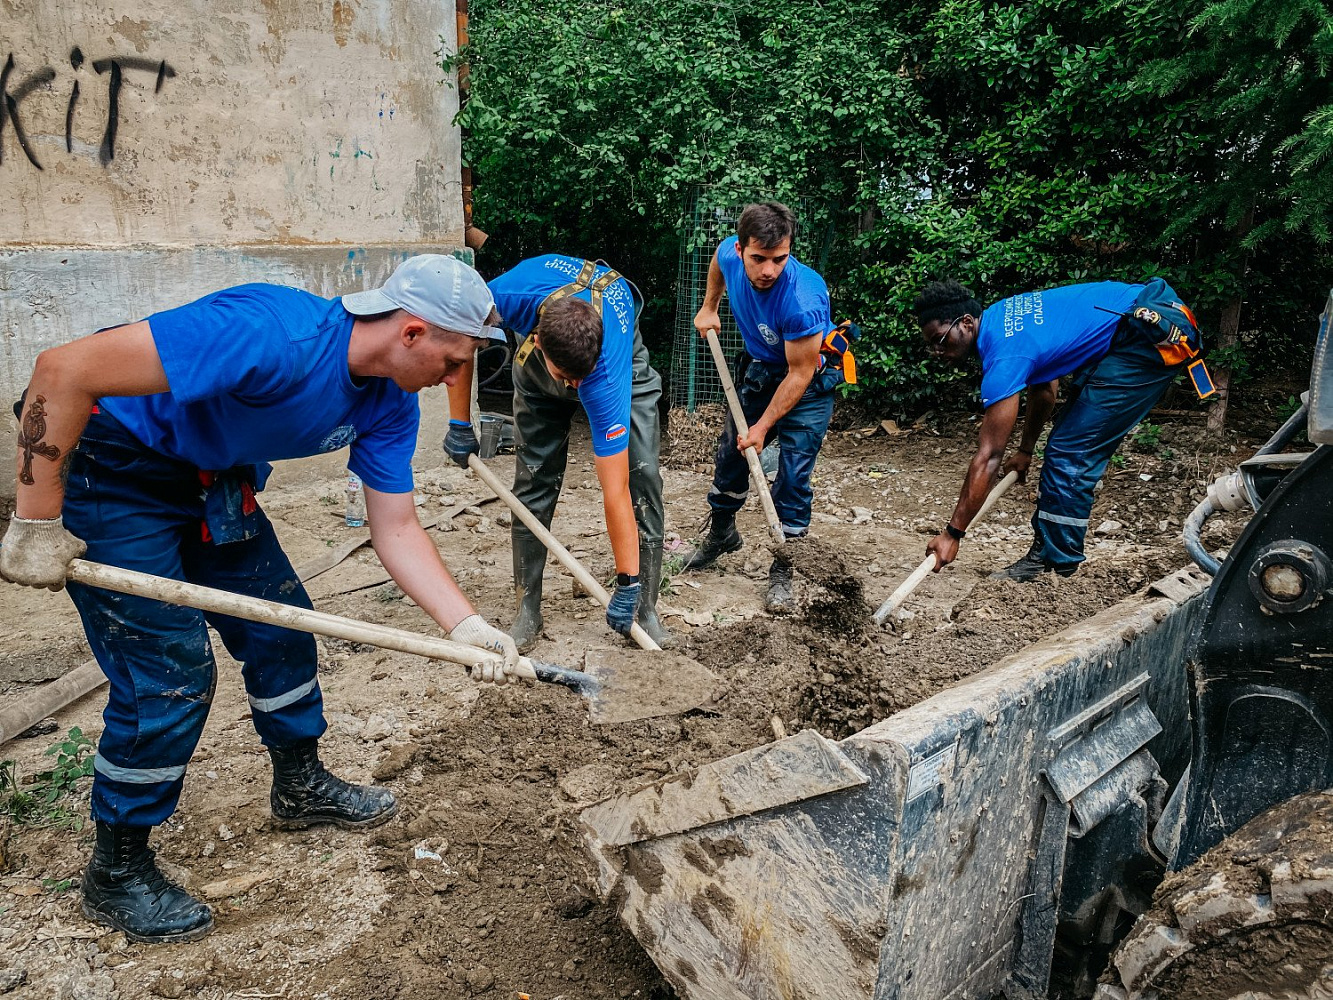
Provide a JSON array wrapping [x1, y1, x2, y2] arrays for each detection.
[[511, 529, 548, 653], [636, 541, 677, 649]]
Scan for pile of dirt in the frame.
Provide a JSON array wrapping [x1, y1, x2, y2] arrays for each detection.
[[0, 402, 1287, 1000]]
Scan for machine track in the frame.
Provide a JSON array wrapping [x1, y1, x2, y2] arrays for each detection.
[[1097, 790, 1333, 1000]]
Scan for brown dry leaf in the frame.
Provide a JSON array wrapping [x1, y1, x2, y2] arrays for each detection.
[[9, 884, 42, 896]]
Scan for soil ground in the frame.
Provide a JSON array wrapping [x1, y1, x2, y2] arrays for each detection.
[[0, 400, 1280, 1000]]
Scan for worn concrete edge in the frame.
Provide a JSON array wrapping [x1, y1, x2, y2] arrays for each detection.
[[853, 565, 1210, 752]]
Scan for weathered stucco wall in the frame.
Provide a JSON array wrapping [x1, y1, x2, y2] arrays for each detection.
[[0, 1, 467, 496], [0, 0, 462, 244]]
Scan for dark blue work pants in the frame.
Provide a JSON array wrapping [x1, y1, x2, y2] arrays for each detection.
[[62, 410, 324, 827], [1034, 331, 1183, 568], [707, 360, 839, 537]]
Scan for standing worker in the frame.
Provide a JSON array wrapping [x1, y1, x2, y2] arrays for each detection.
[[443, 255, 673, 650], [685, 201, 854, 612], [0, 255, 520, 944], [915, 277, 1209, 579]]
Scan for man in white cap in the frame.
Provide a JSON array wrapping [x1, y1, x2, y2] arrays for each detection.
[[0, 254, 518, 945]]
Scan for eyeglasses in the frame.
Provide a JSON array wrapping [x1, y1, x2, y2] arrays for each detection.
[[929, 316, 964, 353]]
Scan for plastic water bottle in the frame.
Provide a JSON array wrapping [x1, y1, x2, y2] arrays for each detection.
[[345, 471, 366, 527]]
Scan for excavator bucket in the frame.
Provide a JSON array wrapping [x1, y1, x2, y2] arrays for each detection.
[[579, 567, 1213, 1000]]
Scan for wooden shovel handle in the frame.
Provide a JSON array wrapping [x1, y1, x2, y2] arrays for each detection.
[[703, 329, 787, 548], [871, 470, 1020, 625], [65, 558, 542, 682], [467, 455, 661, 652]]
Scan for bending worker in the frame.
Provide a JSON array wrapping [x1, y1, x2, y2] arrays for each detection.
[[685, 201, 854, 612], [915, 277, 1207, 580], [0, 255, 519, 945], [444, 255, 672, 650]]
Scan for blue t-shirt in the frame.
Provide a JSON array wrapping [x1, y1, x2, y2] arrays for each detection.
[[977, 281, 1142, 407], [715, 235, 831, 366], [489, 256, 636, 458], [99, 284, 419, 493]]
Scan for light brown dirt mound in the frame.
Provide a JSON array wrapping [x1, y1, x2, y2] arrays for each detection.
[[0, 407, 1270, 999]]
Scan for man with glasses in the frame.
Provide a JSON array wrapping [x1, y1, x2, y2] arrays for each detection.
[[915, 277, 1203, 580]]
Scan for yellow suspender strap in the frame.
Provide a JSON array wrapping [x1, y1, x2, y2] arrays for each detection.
[[514, 335, 538, 368], [538, 259, 598, 316], [521, 261, 622, 367]]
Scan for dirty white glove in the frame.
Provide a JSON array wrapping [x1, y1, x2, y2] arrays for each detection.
[[451, 614, 521, 686], [0, 515, 87, 592]]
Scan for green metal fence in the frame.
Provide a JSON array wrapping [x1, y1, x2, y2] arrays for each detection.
[[669, 187, 825, 410]]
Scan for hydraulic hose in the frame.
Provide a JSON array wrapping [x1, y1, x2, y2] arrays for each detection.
[[1183, 496, 1222, 576], [1184, 399, 1311, 577], [476, 343, 513, 393]]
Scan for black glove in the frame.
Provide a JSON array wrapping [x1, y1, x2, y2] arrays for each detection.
[[444, 419, 480, 468]]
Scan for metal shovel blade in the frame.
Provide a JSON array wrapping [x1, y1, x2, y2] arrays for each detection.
[[577, 648, 719, 725]]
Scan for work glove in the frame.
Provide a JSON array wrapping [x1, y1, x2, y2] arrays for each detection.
[[444, 419, 480, 469], [0, 515, 87, 592], [605, 579, 641, 638], [451, 614, 521, 685]]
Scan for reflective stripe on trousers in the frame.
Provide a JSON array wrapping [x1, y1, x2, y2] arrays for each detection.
[[1033, 332, 1183, 568], [63, 408, 326, 827]]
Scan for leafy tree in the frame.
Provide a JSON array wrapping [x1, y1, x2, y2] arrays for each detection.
[[450, 0, 1333, 425], [1134, 0, 1333, 430], [449, 0, 933, 332]]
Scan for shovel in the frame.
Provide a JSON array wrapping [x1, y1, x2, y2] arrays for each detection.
[[872, 470, 1019, 626], [466, 453, 662, 652], [703, 328, 787, 547], [466, 455, 723, 719], [64, 559, 717, 725]]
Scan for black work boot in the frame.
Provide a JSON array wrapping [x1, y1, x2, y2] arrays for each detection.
[[81, 821, 214, 944], [269, 739, 398, 830], [766, 557, 796, 615], [636, 541, 677, 649], [683, 512, 742, 571], [511, 529, 548, 653], [991, 539, 1077, 581]]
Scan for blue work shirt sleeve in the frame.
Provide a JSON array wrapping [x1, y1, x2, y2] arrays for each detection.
[[347, 393, 420, 493], [578, 364, 632, 458], [147, 290, 296, 405], [980, 357, 1038, 408]]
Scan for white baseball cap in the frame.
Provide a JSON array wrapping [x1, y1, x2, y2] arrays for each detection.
[[343, 254, 504, 340]]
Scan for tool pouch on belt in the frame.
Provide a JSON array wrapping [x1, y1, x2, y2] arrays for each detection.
[[817, 320, 861, 385], [199, 467, 261, 545], [515, 259, 625, 369], [1127, 278, 1216, 399]]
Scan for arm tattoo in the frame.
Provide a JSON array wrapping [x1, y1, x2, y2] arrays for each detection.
[[16, 394, 62, 486]]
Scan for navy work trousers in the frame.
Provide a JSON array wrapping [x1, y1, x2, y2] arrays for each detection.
[[707, 360, 838, 536], [62, 409, 324, 827], [1034, 331, 1183, 568]]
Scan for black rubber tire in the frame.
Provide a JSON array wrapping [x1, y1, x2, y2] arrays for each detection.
[[1099, 790, 1333, 1000]]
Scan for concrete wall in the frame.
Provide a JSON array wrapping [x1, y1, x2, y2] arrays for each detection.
[[0, 0, 467, 496]]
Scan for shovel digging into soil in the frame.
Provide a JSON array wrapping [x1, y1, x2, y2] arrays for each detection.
[[702, 328, 866, 611], [63, 560, 718, 725], [466, 454, 665, 652], [871, 470, 1019, 626]]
